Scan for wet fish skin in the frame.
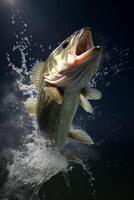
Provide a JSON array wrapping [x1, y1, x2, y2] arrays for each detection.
[[26, 27, 101, 152]]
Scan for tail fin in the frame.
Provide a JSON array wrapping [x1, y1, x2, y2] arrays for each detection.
[[62, 171, 70, 187]]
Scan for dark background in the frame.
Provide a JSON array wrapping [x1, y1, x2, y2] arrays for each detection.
[[0, 0, 133, 200]]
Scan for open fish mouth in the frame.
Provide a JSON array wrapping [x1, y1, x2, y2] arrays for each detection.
[[75, 27, 100, 65], [76, 27, 93, 56]]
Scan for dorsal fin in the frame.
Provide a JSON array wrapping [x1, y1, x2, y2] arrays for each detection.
[[32, 61, 45, 90]]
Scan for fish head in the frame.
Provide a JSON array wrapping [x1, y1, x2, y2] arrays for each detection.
[[44, 27, 101, 89]]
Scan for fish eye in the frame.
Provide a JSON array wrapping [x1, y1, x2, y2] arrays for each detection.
[[62, 41, 69, 49]]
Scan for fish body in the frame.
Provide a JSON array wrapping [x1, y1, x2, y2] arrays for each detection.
[[26, 27, 102, 152], [37, 85, 80, 150]]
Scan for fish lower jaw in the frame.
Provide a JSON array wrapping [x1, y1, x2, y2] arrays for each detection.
[[75, 46, 101, 65]]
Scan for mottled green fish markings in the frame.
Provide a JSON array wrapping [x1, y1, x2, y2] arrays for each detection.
[[25, 27, 102, 153]]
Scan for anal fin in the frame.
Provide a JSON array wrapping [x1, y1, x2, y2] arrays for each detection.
[[69, 129, 94, 145]]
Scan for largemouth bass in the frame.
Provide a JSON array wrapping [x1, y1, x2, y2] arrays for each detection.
[[25, 27, 102, 153]]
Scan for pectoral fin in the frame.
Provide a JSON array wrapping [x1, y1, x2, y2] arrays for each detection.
[[80, 94, 93, 113], [45, 87, 63, 104], [24, 98, 37, 116], [81, 87, 102, 100], [69, 129, 94, 145]]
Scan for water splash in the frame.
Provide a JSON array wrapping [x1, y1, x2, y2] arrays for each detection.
[[91, 45, 129, 90], [0, 5, 67, 199]]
